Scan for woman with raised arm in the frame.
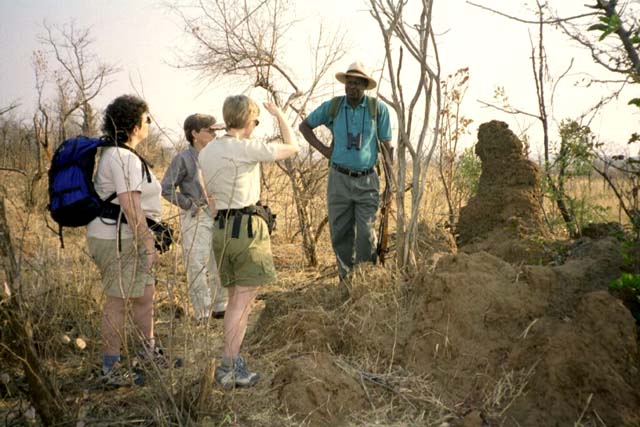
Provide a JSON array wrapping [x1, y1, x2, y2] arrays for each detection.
[[199, 96, 299, 388]]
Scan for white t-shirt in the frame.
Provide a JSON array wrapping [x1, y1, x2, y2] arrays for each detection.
[[87, 147, 162, 239], [199, 135, 279, 209]]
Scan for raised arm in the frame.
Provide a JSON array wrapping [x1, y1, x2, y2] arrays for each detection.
[[263, 102, 299, 161]]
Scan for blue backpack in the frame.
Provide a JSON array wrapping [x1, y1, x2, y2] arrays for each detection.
[[48, 135, 150, 247]]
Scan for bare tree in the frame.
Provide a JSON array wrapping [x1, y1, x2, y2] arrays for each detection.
[[171, 0, 346, 266], [368, 0, 442, 269], [32, 50, 53, 165], [38, 20, 119, 138], [437, 67, 473, 227]]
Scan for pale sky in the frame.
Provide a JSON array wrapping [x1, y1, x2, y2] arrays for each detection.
[[0, 0, 637, 156]]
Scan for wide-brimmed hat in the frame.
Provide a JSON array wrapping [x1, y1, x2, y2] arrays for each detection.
[[335, 62, 377, 90]]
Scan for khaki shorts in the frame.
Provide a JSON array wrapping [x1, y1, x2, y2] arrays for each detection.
[[212, 214, 277, 288], [87, 237, 154, 298]]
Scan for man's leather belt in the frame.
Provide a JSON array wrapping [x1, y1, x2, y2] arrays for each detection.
[[331, 163, 375, 177]]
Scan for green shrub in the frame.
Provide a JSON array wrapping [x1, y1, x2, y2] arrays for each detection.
[[609, 272, 640, 293], [609, 273, 640, 323]]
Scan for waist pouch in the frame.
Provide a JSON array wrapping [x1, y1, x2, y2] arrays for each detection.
[[147, 220, 175, 253], [215, 203, 276, 238], [100, 203, 175, 253]]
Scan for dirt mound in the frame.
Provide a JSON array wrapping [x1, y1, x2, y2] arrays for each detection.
[[580, 221, 625, 239], [403, 251, 547, 396], [250, 284, 344, 354], [252, 231, 639, 426], [457, 121, 547, 263], [415, 221, 457, 255], [415, 221, 458, 271], [246, 167, 638, 427], [459, 226, 552, 265], [506, 291, 640, 426], [272, 353, 368, 426], [400, 236, 639, 425]]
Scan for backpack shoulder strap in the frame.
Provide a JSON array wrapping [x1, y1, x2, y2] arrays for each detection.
[[100, 136, 152, 183], [327, 96, 344, 125], [367, 96, 379, 124]]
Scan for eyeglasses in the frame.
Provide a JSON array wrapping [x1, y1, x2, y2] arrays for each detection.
[[145, 116, 152, 124]]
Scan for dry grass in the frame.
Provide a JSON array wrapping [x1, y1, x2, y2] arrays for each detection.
[[0, 161, 632, 426]]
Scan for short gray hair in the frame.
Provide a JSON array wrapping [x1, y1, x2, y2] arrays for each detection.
[[223, 95, 259, 129]]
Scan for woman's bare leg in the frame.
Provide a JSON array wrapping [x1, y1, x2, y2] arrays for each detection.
[[223, 286, 259, 358], [102, 296, 126, 356], [132, 284, 155, 345]]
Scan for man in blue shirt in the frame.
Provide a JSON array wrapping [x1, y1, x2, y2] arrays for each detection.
[[299, 61, 393, 288]]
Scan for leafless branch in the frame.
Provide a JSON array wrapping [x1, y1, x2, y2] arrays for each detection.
[[0, 102, 20, 117], [477, 99, 541, 120], [466, 1, 598, 24], [0, 167, 28, 176]]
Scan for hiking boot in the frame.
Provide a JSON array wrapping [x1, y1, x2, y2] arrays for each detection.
[[137, 345, 184, 369], [234, 355, 260, 388], [99, 363, 145, 388], [214, 362, 235, 390], [214, 355, 260, 389]]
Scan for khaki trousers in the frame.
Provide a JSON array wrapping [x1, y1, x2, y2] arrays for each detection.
[[180, 208, 227, 318], [327, 167, 379, 278]]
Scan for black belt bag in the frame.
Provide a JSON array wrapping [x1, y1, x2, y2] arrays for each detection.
[[215, 203, 277, 238]]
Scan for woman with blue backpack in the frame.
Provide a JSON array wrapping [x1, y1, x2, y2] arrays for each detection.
[[86, 94, 167, 386]]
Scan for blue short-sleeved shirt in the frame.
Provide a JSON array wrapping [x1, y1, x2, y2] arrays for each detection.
[[306, 96, 392, 170]]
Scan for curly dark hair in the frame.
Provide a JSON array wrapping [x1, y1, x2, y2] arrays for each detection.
[[101, 95, 149, 143]]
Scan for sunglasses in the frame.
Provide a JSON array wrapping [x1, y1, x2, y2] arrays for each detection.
[[145, 116, 152, 124], [203, 124, 226, 133], [253, 119, 260, 127]]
